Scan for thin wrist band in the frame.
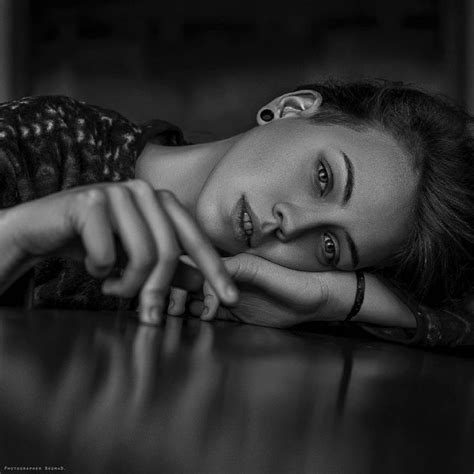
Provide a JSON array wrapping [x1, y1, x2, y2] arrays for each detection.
[[345, 270, 365, 321]]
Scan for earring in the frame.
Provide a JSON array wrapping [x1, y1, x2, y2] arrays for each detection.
[[259, 109, 274, 122]]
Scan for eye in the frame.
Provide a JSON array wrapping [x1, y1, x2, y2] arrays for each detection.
[[323, 233, 337, 264], [316, 162, 329, 195]]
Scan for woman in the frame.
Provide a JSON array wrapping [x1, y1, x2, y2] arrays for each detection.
[[0, 80, 472, 348]]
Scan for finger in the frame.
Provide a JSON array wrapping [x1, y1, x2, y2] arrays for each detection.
[[167, 287, 188, 315], [71, 189, 116, 278], [159, 191, 238, 305], [200, 281, 220, 321], [189, 299, 205, 317], [122, 181, 182, 324], [223, 253, 320, 304], [101, 185, 156, 298], [228, 253, 330, 308]]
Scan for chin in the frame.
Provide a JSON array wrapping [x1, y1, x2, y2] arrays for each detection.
[[197, 198, 234, 253], [211, 235, 240, 257]]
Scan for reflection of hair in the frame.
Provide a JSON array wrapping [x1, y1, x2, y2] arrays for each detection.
[[296, 79, 474, 305]]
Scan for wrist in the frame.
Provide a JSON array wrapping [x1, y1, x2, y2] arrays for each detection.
[[320, 271, 357, 321], [359, 274, 417, 328], [321, 271, 416, 329]]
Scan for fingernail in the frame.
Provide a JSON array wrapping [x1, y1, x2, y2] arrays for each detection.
[[201, 306, 209, 317], [143, 306, 160, 325], [226, 285, 239, 302]]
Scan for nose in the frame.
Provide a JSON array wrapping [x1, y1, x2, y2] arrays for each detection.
[[271, 201, 324, 242]]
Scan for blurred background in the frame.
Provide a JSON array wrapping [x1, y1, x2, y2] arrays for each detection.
[[0, 0, 473, 140]]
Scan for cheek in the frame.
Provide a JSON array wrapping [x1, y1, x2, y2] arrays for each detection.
[[225, 130, 296, 177]]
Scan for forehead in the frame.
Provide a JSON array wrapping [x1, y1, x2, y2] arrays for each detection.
[[293, 121, 413, 173]]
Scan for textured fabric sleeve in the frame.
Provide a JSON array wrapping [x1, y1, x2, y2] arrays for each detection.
[[0, 95, 146, 310], [357, 276, 474, 348], [0, 95, 143, 206]]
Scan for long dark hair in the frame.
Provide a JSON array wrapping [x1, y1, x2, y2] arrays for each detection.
[[296, 79, 474, 305]]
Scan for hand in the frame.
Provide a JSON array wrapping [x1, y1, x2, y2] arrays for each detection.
[[169, 253, 352, 328], [0, 180, 238, 322]]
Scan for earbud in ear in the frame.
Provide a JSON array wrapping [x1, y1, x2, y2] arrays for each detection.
[[259, 109, 274, 122]]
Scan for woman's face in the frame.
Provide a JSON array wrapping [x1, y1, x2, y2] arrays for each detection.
[[195, 119, 418, 272]]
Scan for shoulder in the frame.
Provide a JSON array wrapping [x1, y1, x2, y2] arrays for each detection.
[[0, 95, 82, 116]]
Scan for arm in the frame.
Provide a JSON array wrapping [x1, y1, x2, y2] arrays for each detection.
[[310, 271, 473, 347], [0, 209, 38, 306], [330, 270, 474, 347], [356, 282, 474, 348], [177, 254, 473, 348]]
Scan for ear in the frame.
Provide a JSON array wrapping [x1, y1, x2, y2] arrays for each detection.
[[257, 90, 322, 125]]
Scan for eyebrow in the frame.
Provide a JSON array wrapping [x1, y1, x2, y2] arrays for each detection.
[[339, 151, 358, 268], [341, 151, 354, 205]]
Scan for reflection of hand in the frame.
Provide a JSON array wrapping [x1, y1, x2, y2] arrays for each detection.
[[0, 180, 237, 322], [169, 253, 353, 328]]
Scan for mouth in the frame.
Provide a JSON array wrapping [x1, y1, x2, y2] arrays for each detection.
[[233, 195, 255, 248]]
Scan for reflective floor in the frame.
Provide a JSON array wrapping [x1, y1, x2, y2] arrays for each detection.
[[0, 308, 473, 474]]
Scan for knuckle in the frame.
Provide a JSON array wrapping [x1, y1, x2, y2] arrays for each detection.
[[156, 189, 176, 201], [235, 254, 257, 283], [108, 184, 131, 200], [128, 179, 154, 198], [76, 188, 107, 208]]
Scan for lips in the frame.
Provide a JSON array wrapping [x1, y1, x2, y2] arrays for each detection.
[[232, 195, 256, 248], [242, 208, 254, 237]]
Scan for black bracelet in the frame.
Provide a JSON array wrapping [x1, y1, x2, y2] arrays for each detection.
[[345, 270, 365, 321]]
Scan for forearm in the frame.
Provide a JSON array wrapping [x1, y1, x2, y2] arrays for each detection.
[[326, 271, 417, 328], [325, 270, 474, 348], [0, 209, 38, 295]]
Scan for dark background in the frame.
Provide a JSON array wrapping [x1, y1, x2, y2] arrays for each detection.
[[1, 0, 472, 140]]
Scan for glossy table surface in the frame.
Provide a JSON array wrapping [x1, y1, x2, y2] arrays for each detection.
[[0, 308, 473, 474]]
